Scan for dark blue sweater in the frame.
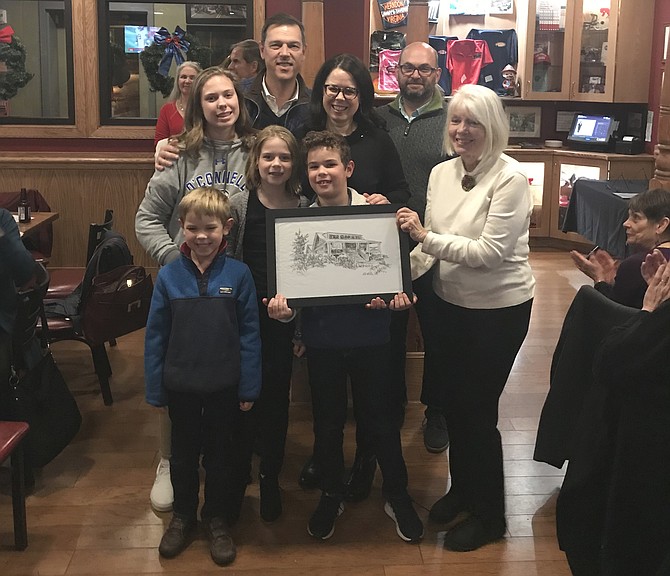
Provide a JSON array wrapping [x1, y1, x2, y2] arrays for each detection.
[[144, 246, 261, 406]]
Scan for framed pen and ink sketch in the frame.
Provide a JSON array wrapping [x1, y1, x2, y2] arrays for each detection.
[[266, 205, 412, 307]]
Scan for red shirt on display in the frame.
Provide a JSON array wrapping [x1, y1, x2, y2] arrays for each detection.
[[447, 39, 493, 92]]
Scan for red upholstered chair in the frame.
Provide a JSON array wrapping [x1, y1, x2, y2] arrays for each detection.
[[0, 421, 30, 550], [0, 189, 53, 263], [47, 209, 114, 299]]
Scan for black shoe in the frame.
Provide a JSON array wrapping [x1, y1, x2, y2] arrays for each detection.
[[444, 515, 506, 552], [203, 516, 236, 566], [423, 407, 450, 453], [158, 514, 196, 558], [259, 474, 282, 522], [299, 455, 321, 490], [384, 495, 424, 543], [429, 490, 467, 524], [344, 452, 376, 502], [308, 493, 344, 540]]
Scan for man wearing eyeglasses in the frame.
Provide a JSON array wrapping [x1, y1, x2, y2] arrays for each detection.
[[244, 12, 311, 136], [377, 42, 451, 456]]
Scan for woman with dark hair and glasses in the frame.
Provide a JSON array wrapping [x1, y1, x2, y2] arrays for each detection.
[[298, 53, 409, 207], [295, 53, 410, 503]]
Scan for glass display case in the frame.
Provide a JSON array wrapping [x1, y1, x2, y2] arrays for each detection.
[[522, 0, 652, 102], [507, 151, 553, 238]]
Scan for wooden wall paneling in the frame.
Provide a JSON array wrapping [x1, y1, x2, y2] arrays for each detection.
[[254, 0, 266, 40], [612, 0, 653, 103], [0, 155, 155, 268], [652, 17, 670, 189], [407, 0, 429, 44], [301, 1, 325, 87]]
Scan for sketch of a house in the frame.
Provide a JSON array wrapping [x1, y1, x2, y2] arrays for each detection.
[[291, 229, 389, 273], [312, 231, 382, 263]]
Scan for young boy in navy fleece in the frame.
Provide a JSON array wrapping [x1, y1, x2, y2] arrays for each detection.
[[144, 187, 261, 566]]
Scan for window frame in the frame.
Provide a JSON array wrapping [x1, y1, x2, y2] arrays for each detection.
[[0, 0, 75, 126]]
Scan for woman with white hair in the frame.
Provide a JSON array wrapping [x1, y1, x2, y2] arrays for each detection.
[[397, 84, 535, 552]]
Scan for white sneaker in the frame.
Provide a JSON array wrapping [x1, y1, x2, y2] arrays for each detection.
[[150, 458, 173, 512]]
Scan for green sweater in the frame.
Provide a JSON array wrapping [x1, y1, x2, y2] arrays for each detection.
[[376, 88, 448, 222]]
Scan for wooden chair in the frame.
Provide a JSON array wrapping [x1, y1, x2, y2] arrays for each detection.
[[41, 226, 134, 406], [47, 209, 114, 299], [0, 421, 30, 550]]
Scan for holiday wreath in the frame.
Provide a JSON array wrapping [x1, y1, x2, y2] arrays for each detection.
[[140, 26, 212, 98], [0, 26, 34, 101]]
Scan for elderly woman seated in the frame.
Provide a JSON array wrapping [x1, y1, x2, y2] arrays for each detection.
[[570, 187, 670, 308]]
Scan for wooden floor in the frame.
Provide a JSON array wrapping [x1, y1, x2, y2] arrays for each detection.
[[0, 250, 584, 575]]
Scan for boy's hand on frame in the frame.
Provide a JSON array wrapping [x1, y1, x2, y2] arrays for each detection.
[[239, 401, 254, 411], [365, 292, 416, 311], [263, 294, 295, 321], [363, 192, 390, 205]]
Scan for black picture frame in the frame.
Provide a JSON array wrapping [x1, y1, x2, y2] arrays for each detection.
[[186, 4, 247, 24], [266, 204, 412, 307]]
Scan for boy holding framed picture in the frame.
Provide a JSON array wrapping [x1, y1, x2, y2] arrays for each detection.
[[266, 131, 422, 543]]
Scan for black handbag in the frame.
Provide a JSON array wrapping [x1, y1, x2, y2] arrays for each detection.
[[9, 350, 82, 468], [81, 265, 153, 346]]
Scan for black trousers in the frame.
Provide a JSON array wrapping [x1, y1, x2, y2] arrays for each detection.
[[307, 344, 409, 499], [354, 311, 408, 455], [412, 267, 446, 408], [248, 302, 295, 479], [167, 388, 249, 520], [427, 296, 532, 521]]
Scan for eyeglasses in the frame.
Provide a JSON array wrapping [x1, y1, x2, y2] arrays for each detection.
[[398, 63, 438, 77], [323, 84, 359, 100]]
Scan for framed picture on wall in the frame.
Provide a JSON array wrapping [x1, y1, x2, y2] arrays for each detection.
[[266, 205, 412, 307], [507, 106, 542, 138], [186, 4, 247, 24]]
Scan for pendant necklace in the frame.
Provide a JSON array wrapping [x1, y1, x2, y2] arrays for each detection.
[[461, 174, 476, 191]]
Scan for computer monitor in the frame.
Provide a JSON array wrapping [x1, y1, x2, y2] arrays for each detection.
[[124, 26, 160, 54], [566, 113, 615, 150]]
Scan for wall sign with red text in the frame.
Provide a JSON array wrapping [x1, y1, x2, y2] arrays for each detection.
[[377, 0, 409, 30]]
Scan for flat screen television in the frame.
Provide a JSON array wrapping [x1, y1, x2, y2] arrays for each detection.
[[566, 113, 616, 150], [124, 26, 160, 53]]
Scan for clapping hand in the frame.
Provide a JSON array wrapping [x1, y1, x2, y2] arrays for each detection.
[[642, 261, 670, 312], [641, 249, 668, 285]]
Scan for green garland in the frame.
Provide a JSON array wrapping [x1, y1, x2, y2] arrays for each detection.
[[0, 33, 34, 100], [140, 33, 212, 98]]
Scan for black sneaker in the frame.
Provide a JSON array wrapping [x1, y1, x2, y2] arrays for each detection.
[[308, 493, 344, 540], [384, 496, 424, 543], [158, 514, 196, 558], [444, 515, 506, 552], [299, 455, 321, 489], [259, 474, 282, 522], [344, 451, 377, 502], [423, 407, 450, 453], [203, 516, 236, 566]]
